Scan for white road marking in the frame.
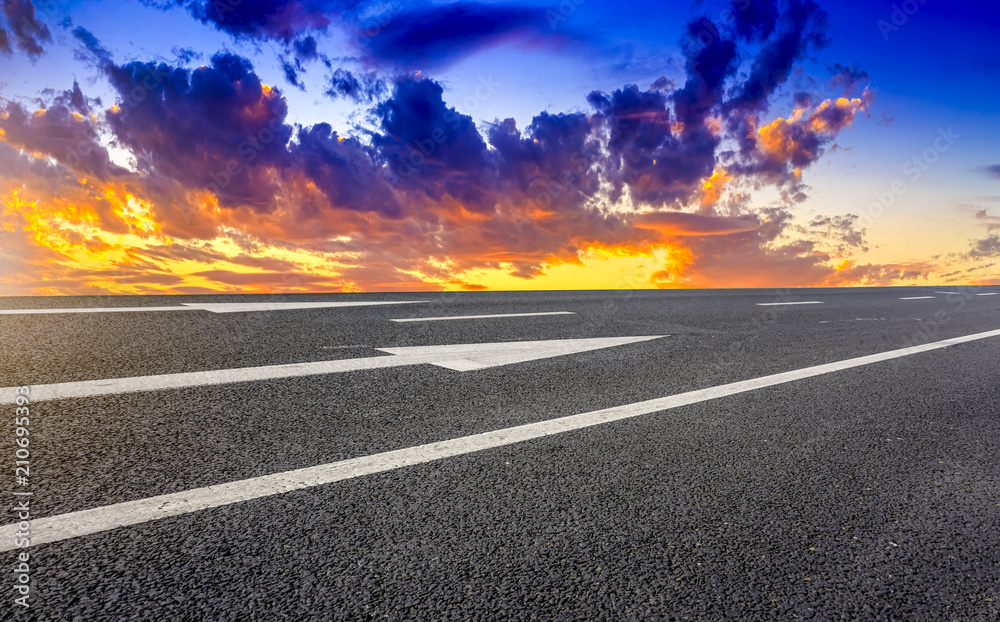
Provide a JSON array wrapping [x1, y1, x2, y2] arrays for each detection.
[[3, 325, 998, 551], [899, 296, 935, 300], [1, 336, 665, 402], [935, 291, 961, 295], [182, 301, 427, 313], [975, 293, 998, 296], [0, 301, 428, 315], [0, 306, 192, 315], [390, 311, 575, 322], [755, 301, 824, 306]]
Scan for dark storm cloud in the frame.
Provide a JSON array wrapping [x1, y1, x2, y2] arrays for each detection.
[[488, 111, 603, 209], [372, 78, 497, 211], [290, 123, 404, 218], [100, 52, 294, 211]]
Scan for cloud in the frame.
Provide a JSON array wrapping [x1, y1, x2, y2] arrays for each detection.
[[290, 122, 403, 217], [325, 68, 386, 102], [0, 0, 51, 58], [0, 96, 126, 179], [732, 92, 873, 183], [180, 0, 344, 42], [969, 234, 1000, 258], [806, 213, 867, 252], [101, 52, 295, 211], [0, 23, 11, 55], [1, 0, 902, 295], [373, 78, 497, 211], [826, 261, 932, 285], [634, 211, 759, 236], [356, 2, 565, 69], [829, 63, 870, 94], [725, 0, 829, 113], [981, 164, 1000, 180]]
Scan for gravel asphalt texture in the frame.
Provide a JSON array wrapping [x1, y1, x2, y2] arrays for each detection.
[[1, 286, 998, 620]]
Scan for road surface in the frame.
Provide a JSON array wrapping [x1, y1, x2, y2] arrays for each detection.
[[1, 286, 998, 620]]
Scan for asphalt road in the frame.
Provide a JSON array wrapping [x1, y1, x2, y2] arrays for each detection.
[[1, 286, 998, 620]]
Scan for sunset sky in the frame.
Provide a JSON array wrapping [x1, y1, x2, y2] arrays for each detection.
[[1, 0, 998, 295]]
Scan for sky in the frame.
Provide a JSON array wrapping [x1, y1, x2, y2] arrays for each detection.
[[0, 0, 998, 295]]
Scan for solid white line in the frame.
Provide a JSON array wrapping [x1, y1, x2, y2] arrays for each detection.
[[755, 301, 824, 306], [4, 325, 999, 551], [0, 306, 193, 315], [390, 311, 575, 322], [899, 296, 935, 300], [1, 336, 665, 402], [935, 291, 961, 295], [0, 301, 428, 315], [976, 293, 998, 296], [182, 301, 427, 313]]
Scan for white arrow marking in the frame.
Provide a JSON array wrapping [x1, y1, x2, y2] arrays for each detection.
[[390, 311, 575, 322], [0, 301, 428, 315], [2, 326, 999, 551], [1, 336, 665, 402], [755, 301, 824, 306]]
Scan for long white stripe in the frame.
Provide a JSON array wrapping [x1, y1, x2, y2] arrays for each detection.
[[0, 301, 428, 315], [976, 293, 998, 296], [0, 306, 192, 315], [3, 326, 998, 551], [390, 311, 575, 322], [935, 291, 961, 295], [899, 296, 935, 300], [755, 301, 824, 306]]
